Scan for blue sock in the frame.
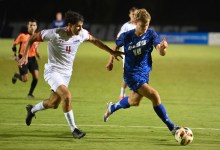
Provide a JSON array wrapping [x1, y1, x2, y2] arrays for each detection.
[[111, 97, 130, 113], [153, 104, 174, 131]]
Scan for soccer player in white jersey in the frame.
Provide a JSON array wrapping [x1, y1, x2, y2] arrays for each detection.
[[106, 7, 138, 100], [18, 10, 123, 139]]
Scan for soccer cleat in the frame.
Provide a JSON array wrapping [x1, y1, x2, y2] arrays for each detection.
[[27, 94, 35, 99], [104, 102, 113, 122], [72, 128, 86, 139], [171, 125, 181, 135], [25, 104, 36, 126], [12, 73, 17, 84]]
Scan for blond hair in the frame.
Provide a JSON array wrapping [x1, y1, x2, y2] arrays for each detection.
[[135, 8, 151, 23]]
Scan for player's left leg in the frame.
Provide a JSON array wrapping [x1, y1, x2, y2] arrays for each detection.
[[119, 54, 127, 100], [12, 64, 28, 84], [28, 70, 38, 98], [27, 58, 39, 98], [56, 85, 86, 139], [137, 83, 175, 132]]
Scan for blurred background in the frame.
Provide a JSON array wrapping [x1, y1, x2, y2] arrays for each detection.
[[0, 0, 220, 43]]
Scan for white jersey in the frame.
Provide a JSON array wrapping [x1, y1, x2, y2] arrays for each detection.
[[117, 22, 136, 66], [117, 21, 136, 38], [41, 28, 90, 76]]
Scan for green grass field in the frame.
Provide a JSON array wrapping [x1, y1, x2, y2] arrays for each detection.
[[0, 38, 220, 150]]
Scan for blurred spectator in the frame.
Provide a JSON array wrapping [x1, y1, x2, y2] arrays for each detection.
[[52, 12, 65, 28]]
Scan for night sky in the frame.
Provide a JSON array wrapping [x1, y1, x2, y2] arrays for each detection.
[[0, 0, 220, 31]]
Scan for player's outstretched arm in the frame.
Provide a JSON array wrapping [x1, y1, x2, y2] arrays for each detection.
[[106, 55, 114, 71], [88, 35, 124, 61], [105, 45, 119, 71], [18, 33, 42, 67], [156, 38, 168, 56]]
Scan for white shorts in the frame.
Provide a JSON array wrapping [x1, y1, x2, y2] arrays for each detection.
[[44, 64, 71, 92]]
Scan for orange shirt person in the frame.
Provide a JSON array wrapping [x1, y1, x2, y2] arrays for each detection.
[[14, 33, 40, 58], [12, 18, 41, 98]]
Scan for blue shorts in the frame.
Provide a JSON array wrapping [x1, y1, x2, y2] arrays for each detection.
[[124, 73, 149, 92]]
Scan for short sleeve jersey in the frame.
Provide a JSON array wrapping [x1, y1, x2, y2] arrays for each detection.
[[116, 28, 160, 75], [117, 22, 136, 38], [14, 33, 40, 57], [40, 27, 90, 75]]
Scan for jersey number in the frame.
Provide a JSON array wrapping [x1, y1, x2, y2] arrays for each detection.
[[133, 48, 141, 56], [66, 46, 71, 54]]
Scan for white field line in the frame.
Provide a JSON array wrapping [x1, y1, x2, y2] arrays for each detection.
[[0, 123, 220, 131]]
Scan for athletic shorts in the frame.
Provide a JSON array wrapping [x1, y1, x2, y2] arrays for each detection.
[[44, 64, 71, 92], [124, 73, 149, 92], [19, 55, 39, 75]]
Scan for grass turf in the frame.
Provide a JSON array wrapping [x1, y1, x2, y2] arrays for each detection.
[[0, 39, 220, 149]]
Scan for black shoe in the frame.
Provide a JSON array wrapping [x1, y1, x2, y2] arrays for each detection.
[[27, 94, 35, 99], [72, 128, 86, 139], [25, 104, 35, 126], [12, 73, 17, 84], [171, 125, 181, 135]]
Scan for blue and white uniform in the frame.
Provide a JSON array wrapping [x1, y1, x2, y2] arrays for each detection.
[[116, 28, 160, 91]]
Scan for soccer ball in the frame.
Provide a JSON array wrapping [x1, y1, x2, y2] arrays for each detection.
[[175, 127, 193, 146]]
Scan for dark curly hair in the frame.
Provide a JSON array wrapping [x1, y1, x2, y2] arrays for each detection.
[[64, 10, 84, 25]]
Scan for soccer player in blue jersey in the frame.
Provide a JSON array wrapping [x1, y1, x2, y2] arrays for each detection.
[[104, 8, 179, 135]]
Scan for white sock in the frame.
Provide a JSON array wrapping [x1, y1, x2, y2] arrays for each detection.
[[120, 87, 126, 97], [64, 110, 77, 132], [31, 101, 45, 113]]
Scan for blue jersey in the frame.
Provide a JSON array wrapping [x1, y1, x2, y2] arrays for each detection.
[[116, 28, 160, 91]]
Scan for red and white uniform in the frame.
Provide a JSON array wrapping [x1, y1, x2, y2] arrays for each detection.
[[40, 27, 90, 91]]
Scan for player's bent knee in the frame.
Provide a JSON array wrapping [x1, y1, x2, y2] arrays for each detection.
[[132, 101, 140, 106], [48, 102, 59, 109], [129, 99, 140, 106], [52, 104, 59, 109], [22, 79, 28, 82], [63, 97, 71, 106], [149, 92, 161, 105], [21, 75, 28, 82]]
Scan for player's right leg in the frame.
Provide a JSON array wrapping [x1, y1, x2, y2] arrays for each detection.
[[104, 92, 142, 122], [25, 92, 61, 126], [12, 64, 28, 84], [12, 73, 21, 84]]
